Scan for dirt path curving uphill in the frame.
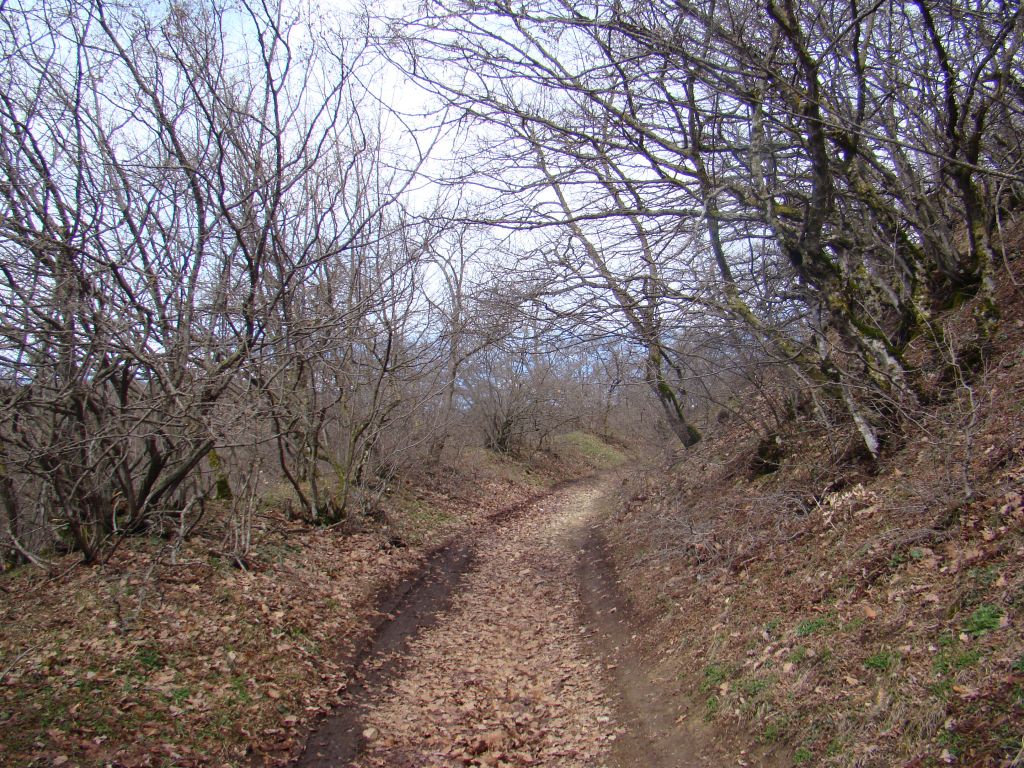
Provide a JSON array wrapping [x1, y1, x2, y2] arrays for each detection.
[[294, 477, 782, 768]]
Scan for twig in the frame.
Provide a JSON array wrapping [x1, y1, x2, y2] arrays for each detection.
[[1009, 738, 1024, 768], [5, 532, 52, 570], [0, 645, 36, 680]]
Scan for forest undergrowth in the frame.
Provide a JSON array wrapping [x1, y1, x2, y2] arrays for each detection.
[[0, 438, 618, 766], [604, 259, 1024, 767]]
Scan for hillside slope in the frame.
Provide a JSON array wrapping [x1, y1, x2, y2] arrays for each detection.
[[0, 439, 624, 766], [602, 271, 1024, 766]]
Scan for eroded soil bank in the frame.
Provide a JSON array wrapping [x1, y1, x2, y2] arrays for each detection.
[[573, 482, 792, 768]]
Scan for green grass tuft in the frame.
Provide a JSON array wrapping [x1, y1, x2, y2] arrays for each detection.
[[699, 662, 732, 693], [796, 615, 832, 637], [793, 746, 814, 763], [864, 649, 899, 672], [963, 604, 1003, 636], [550, 431, 628, 469]]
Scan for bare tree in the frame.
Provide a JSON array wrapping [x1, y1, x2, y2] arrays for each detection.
[[379, 0, 1023, 456], [0, 0, 384, 559]]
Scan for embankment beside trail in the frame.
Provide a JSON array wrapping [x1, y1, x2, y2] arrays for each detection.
[[596, 313, 1024, 766], [573, 477, 793, 768], [0, 436, 627, 767]]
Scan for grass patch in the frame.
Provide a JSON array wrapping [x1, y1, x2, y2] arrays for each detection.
[[787, 646, 808, 664], [229, 675, 252, 705], [387, 492, 456, 543], [864, 649, 899, 672], [255, 539, 302, 565], [969, 564, 1002, 589], [699, 662, 732, 693], [467, 447, 550, 488], [796, 614, 833, 637], [963, 604, 1003, 637], [703, 695, 720, 720], [826, 737, 846, 757], [928, 677, 955, 700], [550, 431, 628, 469], [950, 648, 983, 670], [738, 674, 774, 697], [938, 727, 964, 757], [842, 616, 865, 632], [135, 644, 164, 670], [762, 718, 788, 743], [169, 686, 193, 706], [793, 746, 814, 763]]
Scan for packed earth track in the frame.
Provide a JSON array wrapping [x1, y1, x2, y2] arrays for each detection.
[[294, 477, 790, 768], [295, 479, 616, 767]]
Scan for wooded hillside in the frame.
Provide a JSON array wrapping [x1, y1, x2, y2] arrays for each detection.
[[0, 0, 1021, 765]]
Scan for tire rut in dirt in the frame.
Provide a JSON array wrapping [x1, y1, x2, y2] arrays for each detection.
[[575, 525, 698, 768], [294, 542, 474, 767], [294, 485, 567, 767], [350, 479, 615, 767]]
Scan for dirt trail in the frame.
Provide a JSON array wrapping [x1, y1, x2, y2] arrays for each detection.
[[295, 541, 474, 767], [572, 483, 791, 768], [571, 485, 706, 768], [295, 478, 779, 767]]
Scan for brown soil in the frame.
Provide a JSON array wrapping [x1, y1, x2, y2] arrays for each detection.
[[304, 479, 618, 767], [295, 541, 475, 767], [294, 477, 789, 768], [295, 486, 562, 767], [573, 481, 792, 768]]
